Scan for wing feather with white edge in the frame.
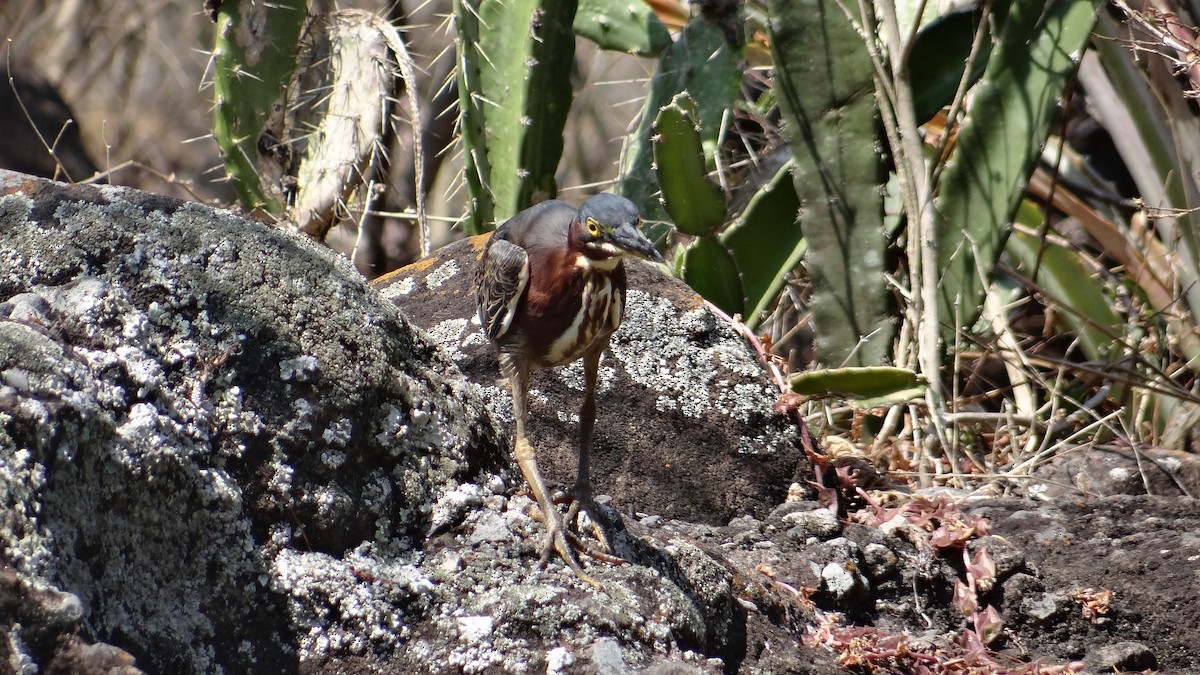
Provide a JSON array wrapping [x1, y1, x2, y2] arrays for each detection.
[[476, 237, 529, 342]]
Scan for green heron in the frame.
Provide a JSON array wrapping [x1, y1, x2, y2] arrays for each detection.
[[475, 193, 663, 582]]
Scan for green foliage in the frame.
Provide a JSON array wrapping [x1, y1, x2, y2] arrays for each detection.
[[790, 367, 927, 408], [620, 13, 743, 237], [211, 0, 307, 213], [455, 0, 578, 234], [574, 0, 670, 56], [933, 0, 1099, 346], [193, 0, 1200, 476], [721, 162, 805, 330], [769, 0, 890, 367], [652, 93, 742, 317], [1089, 10, 1200, 366], [446, 0, 1197, 468], [454, 2, 805, 330], [907, 7, 993, 125], [677, 236, 744, 317], [651, 95, 805, 326], [1006, 204, 1123, 363]]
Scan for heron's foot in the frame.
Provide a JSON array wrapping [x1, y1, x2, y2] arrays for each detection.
[[525, 503, 603, 588], [552, 489, 623, 562]]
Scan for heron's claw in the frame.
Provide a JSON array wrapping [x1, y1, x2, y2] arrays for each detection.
[[527, 504, 602, 588], [562, 492, 617, 557]]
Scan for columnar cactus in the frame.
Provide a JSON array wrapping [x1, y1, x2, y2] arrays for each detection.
[[211, 0, 307, 213], [455, 0, 579, 234]]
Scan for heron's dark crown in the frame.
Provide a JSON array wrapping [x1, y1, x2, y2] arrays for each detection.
[[577, 193, 639, 229]]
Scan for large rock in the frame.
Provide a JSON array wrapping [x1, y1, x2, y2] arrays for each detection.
[[0, 171, 837, 674], [0, 171, 509, 672], [1030, 445, 1200, 499], [968, 495, 1200, 671], [374, 235, 808, 524]]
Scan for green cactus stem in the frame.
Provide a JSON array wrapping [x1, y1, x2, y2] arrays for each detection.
[[573, 0, 671, 56], [652, 93, 727, 237], [620, 13, 743, 237], [720, 161, 805, 329], [455, 0, 578, 234], [769, 0, 890, 367], [211, 0, 307, 214]]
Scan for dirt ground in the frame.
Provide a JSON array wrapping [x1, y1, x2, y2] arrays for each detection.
[[973, 495, 1200, 672]]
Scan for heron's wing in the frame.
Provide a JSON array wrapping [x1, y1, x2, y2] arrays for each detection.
[[476, 237, 528, 342]]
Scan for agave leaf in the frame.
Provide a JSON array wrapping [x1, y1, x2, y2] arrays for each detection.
[[1006, 202, 1123, 362], [908, 7, 993, 125], [1088, 12, 1200, 362], [933, 0, 1099, 345], [1026, 165, 1182, 349]]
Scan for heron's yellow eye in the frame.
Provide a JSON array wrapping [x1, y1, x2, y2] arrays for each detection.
[[586, 217, 601, 237]]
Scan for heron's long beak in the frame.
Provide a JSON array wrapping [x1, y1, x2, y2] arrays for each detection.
[[611, 222, 664, 263]]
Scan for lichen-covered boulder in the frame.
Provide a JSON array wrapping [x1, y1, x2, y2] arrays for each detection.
[[0, 171, 835, 674], [0, 171, 510, 671], [374, 235, 808, 525]]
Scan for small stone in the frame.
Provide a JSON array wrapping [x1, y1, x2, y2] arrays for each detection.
[[546, 646, 575, 674], [786, 482, 806, 502], [783, 509, 841, 542], [820, 562, 865, 602], [1087, 641, 1157, 672], [805, 536, 860, 564], [639, 514, 663, 528], [466, 511, 511, 545], [861, 543, 897, 581], [484, 475, 507, 494], [589, 637, 626, 675], [821, 562, 855, 595], [767, 500, 817, 524], [1, 292, 50, 323], [455, 616, 494, 645], [730, 528, 764, 548], [1021, 593, 1060, 622], [1003, 572, 1052, 622], [438, 552, 464, 573], [726, 514, 760, 530], [724, 514, 764, 548], [969, 535, 1026, 579]]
